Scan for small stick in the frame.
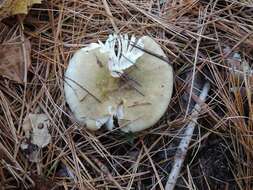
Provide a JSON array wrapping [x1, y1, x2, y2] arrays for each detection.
[[121, 73, 142, 87], [165, 82, 210, 190], [92, 157, 124, 190], [102, 0, 119, 33], [64, 76, 102, 103], [120, 74, 145, 96], [130, 43, 172, 65]]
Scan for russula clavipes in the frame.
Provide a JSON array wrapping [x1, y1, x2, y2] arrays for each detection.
[[64, 34, 173, 132]]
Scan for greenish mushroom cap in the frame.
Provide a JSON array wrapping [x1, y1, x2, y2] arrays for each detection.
[[64, 35, 173, 132]]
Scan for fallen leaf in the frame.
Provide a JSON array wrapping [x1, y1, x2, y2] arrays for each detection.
[[0, 0, 41, 20], [21, 113, 51, 162], [0, 38, 31, 83], [31, 123, 51, 148], [23, 113, 51, 148]]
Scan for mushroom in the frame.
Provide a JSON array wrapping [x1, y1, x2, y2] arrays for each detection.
[[64, 34, 173, 132]]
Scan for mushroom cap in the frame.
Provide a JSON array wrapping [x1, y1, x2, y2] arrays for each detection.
[[64, 36, 173, 132]]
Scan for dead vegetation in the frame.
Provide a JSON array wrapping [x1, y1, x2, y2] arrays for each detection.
[[0, 0, 253, 189]]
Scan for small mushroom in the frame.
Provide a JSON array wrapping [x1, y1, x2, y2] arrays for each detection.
[[64, 34, 173, 132]]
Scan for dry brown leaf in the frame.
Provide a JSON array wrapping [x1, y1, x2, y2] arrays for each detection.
[[0, 0, 41, 20], [22, 113, 51, 148], [21, 113, 51, 162], [0, 38, 31, 83]]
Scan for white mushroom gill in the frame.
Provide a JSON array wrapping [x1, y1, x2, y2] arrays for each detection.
[[95, 101, 124, 130], [98, 34, 144, 77], [64, 34, 174, 132]]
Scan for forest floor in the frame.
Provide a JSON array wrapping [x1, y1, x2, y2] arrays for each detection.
[[0, 0, 253, 189]]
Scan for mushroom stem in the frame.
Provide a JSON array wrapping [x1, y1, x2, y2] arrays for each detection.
[[165, 82, 210, 190]]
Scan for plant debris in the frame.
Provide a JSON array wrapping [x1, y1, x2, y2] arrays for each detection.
[[0, 0, 41, 20], [0, 0, 253, 189], [0, 37, 31, 83], [21, 113, 51, 162]]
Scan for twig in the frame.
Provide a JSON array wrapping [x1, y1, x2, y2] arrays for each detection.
[[102, 0, 119, 33], [63, 76, 102, 103], [185, 8, 207, 119], [142, 141, 165, 190], [92, 157, 124, 190], [120, 73, 145, 96], [165, 82, 210, 190], [131, 43, 172, 65]]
